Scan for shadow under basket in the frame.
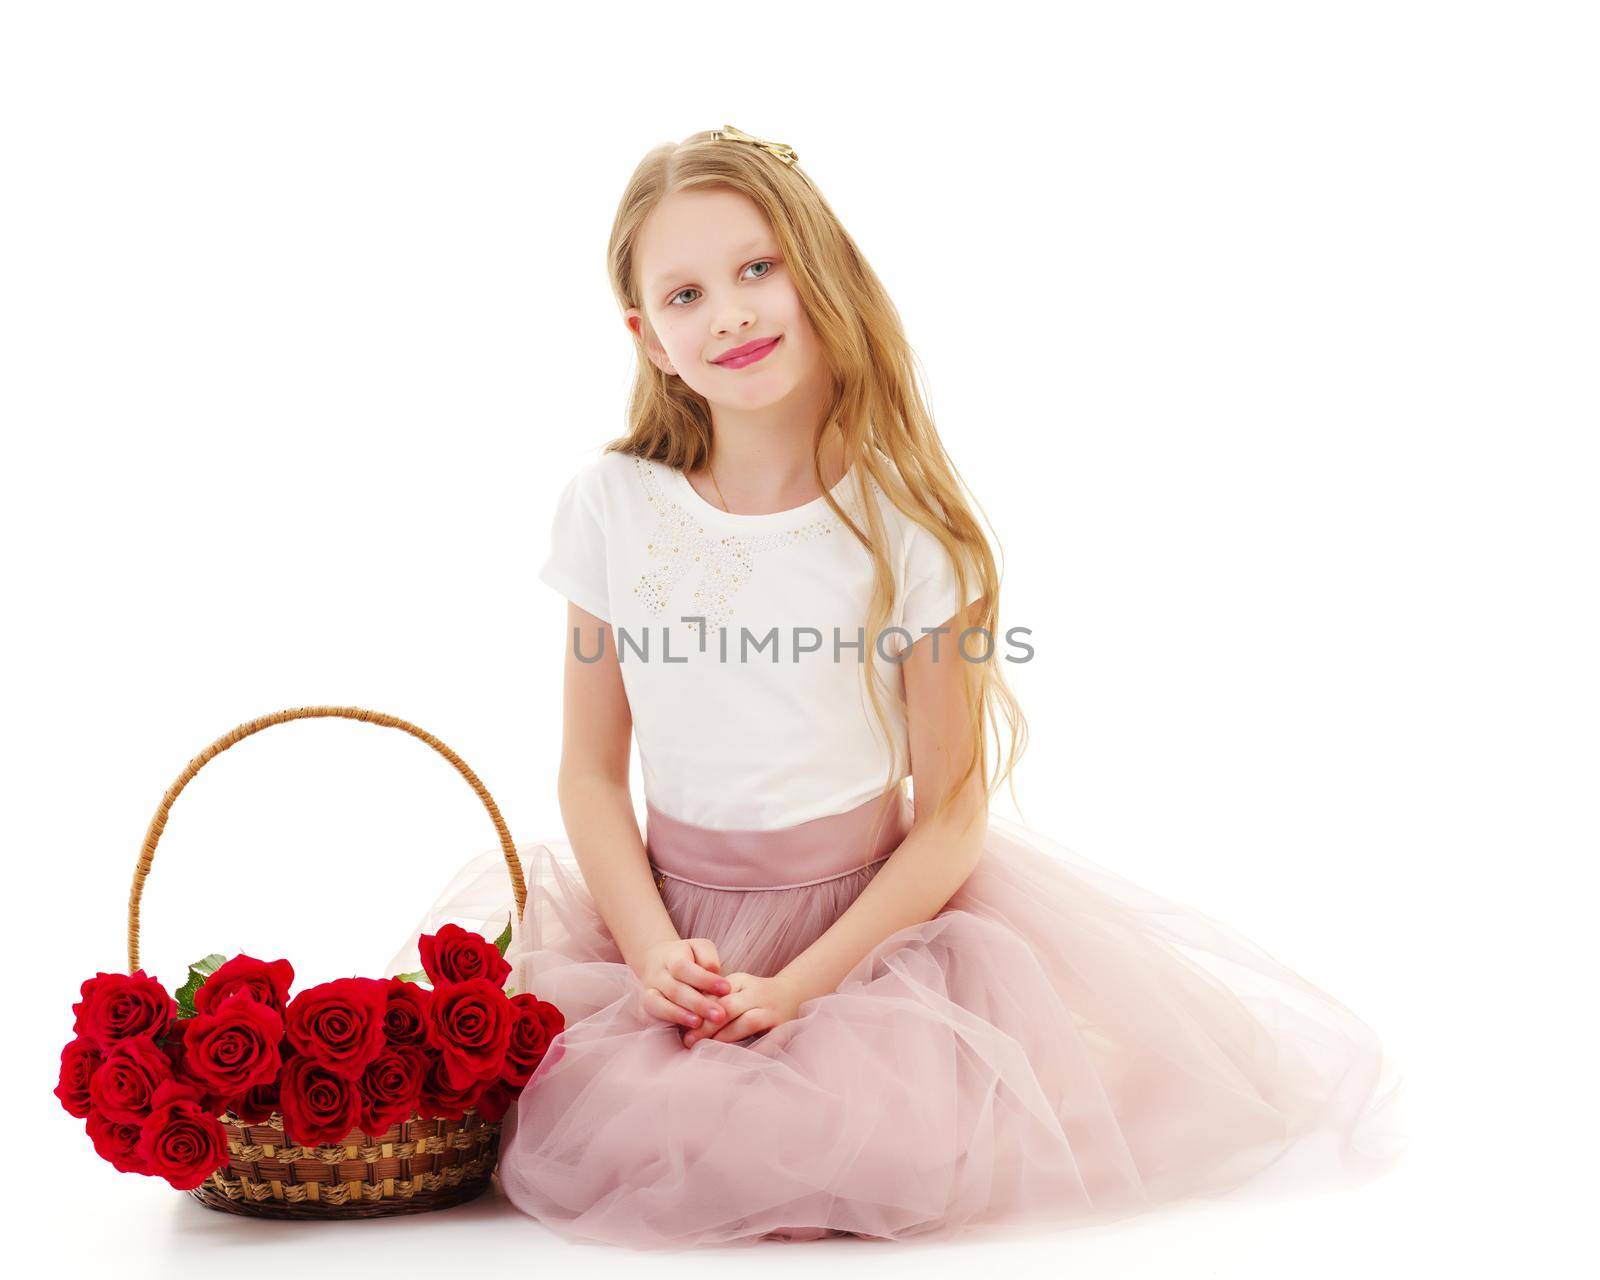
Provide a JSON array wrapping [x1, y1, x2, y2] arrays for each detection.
[[191, 1110, 503, 1219], [123, 704, 531, 1220]]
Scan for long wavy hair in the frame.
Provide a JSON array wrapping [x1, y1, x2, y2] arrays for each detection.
[[600, 128, 1027, 848]]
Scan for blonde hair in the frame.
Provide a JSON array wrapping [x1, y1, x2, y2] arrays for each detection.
[[601, 128, 1028, 848]]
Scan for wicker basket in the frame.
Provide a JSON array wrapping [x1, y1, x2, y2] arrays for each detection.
[[125, 704, 528, 1219]]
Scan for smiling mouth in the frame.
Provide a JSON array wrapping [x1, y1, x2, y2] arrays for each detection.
[[713, 336, 782, 369]]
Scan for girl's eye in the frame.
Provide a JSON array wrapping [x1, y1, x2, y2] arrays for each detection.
[[666, 260, 778, 307]]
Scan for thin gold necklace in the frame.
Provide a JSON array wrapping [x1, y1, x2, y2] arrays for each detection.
[[707, 451, 842, 513], [707, 459, 731, 512]]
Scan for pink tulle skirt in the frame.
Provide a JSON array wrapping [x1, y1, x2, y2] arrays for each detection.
[[385, 787, 1405, 1250]]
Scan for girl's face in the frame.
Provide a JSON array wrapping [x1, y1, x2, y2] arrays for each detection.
[[625, 187, 826, 413]]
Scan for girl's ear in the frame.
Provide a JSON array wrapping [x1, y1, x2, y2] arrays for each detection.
[[625, 308, 677, 378]]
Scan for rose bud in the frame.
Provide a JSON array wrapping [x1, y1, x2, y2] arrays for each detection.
[[88, 1034, 175, 1125], [194, 954, 295, 1015], [474, 1079, 516, 1123], [419, 923, 511, 988], [71, 971, 176, 1051], [417, 1054, 486, 1122], [500, 994, 556, 1088], [86, 1110, 151, 1175], [356, 1047, 426, 1138], [180, 990, 284, 1097], [381, 978, 435, 1049], [54, 1036, 105, 1119], [429, 979, 513, 1090], [228, 1080, 280, 1125], [278, 1054, 361, 1147], [284, 977, 388, 1079], [136, 1078, 228, 1190]]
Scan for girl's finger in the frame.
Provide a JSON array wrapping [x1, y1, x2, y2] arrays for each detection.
[[708, 1009, 767, 1044], [643, 986, 701, 1029], [683, 992, 746, 1046], [670, 955, 732, 995], [665, 977, 726, 1022], [685, 937, 724, 976]]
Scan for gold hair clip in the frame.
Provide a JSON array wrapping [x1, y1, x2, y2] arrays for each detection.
[[711, 124, 799, 168]]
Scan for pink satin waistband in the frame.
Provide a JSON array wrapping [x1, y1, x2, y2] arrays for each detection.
[[646, 787, 914, 891]]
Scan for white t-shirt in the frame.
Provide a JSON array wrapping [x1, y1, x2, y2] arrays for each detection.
[[538, 448, 983, 831]]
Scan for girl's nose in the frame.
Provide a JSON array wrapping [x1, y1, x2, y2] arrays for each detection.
[[713, 309, 756, 338]]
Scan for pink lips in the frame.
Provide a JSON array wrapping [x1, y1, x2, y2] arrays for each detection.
[[713, 335, 781, 369]]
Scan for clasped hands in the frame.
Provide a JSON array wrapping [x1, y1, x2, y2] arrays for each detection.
[[635, 937, 804, 1048]]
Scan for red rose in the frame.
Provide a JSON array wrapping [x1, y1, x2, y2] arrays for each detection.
[[157, 1018, 229, 1116], [194, 954, 294, 1015], [180, 991, 284, 1096], [284, 977, 387, 1078], [500, 994, 557, 1087], [136, 1078, 228, 1190], [88, 1034, 174, 1124], [429, 979, 513, 1089], [278, 1054, 361, 1146], [474, 1079, 516, 1123], [229, 1081, 279, 1125], [417, 1054, 486, 1121], [419, 923, 511, 988], [382, 979, 434, 1048], [357, 1048, 425, 1137], [54, 1037, 105, 1118], [86, 1109, 150, 1175], [72, 971, 176, 1051]]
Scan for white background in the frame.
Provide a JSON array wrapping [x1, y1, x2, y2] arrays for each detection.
[[4, 2, 1594, 1276]]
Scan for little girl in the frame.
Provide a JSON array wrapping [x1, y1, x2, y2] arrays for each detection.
[[390, 124, 1405, 1249]]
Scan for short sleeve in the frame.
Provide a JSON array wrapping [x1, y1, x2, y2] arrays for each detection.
[[897, 526, 984, 646], [538, 465, 611, 622]]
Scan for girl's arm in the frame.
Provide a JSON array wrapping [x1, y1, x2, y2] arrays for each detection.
[[556, 600, 681, 977], [775, 598, 991, 1004]]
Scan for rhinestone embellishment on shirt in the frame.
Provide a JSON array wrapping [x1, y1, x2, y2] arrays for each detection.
[[632, 455, 871, 633]]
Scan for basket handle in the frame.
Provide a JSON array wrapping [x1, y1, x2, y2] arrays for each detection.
[[127, 705, 528, 973]]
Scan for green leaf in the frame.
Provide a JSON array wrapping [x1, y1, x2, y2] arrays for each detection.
[[391, 969, 429, 985], [175, 953, 228, 1018], [493, 915, 513, 956]]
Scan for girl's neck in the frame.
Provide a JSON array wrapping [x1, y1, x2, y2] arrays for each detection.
[[690, 412, 849, 516]]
